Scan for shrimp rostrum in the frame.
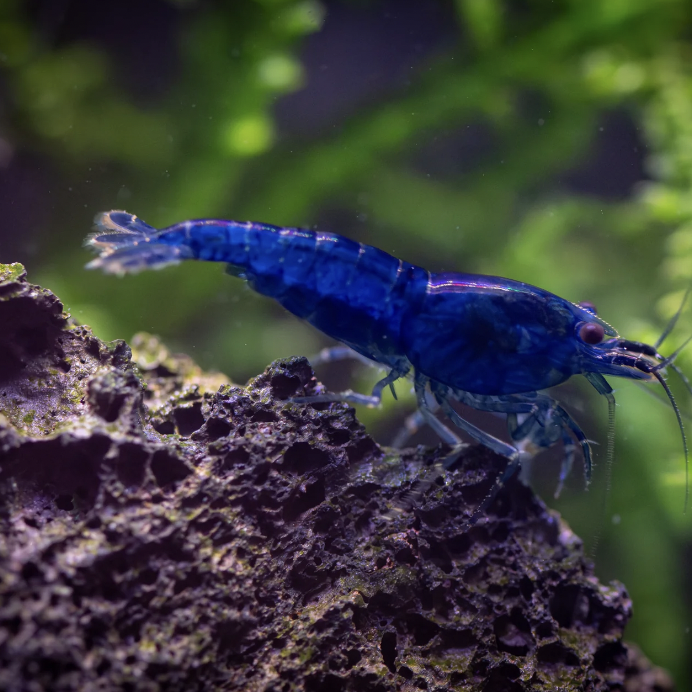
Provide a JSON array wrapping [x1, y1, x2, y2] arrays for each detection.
[[86, 211, 690, 517]]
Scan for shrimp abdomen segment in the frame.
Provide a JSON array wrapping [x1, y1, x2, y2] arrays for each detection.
[[196, 220, 423, 361], [89, 212, 420, 363]]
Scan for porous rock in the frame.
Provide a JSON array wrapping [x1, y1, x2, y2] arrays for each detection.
[[0, 263, 675, 691]]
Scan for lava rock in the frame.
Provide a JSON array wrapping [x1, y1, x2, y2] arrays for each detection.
[[0, 264, 675, 691]]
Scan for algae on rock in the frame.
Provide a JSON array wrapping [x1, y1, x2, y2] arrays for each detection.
[[0, 264, 674, 691]]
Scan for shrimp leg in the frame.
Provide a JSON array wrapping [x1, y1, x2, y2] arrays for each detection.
[[432, 387, 525, 467], [391, 389, 446, 448], [309, 345, 380, 368], [386, 377, 467, 516], [508, 408, 580, 497], [414, 376, 465, 449], [291, 363, 409, 408], [506, 394, 593, 486]]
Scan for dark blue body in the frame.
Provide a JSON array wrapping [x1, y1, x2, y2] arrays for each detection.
[[92, 212, 610, 397], [86, 210, 690, 511]]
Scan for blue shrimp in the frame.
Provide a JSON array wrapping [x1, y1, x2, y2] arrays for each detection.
[[85, 210, 690, 519]]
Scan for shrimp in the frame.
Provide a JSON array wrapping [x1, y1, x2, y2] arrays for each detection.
[[85, 210, 690, 519]]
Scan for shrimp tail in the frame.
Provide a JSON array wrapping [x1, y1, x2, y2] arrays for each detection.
[[85, 211, 192, 275]]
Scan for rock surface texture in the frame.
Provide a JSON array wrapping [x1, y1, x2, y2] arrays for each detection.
[[0, 263, 675, 692]]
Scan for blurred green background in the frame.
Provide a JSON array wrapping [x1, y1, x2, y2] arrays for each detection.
[[1, 0, 692, 686]]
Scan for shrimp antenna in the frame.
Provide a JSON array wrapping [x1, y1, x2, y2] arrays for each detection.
[[604, 390, 616, 500], [652, 369, 689, 513], [655, 287, 690, 349], [590, 389, 616, 558], [653, 333, 692, 372]]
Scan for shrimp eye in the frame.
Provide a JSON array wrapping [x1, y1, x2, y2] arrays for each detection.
[[579, 322, 605, 345], [579, 301, 598, 315]]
